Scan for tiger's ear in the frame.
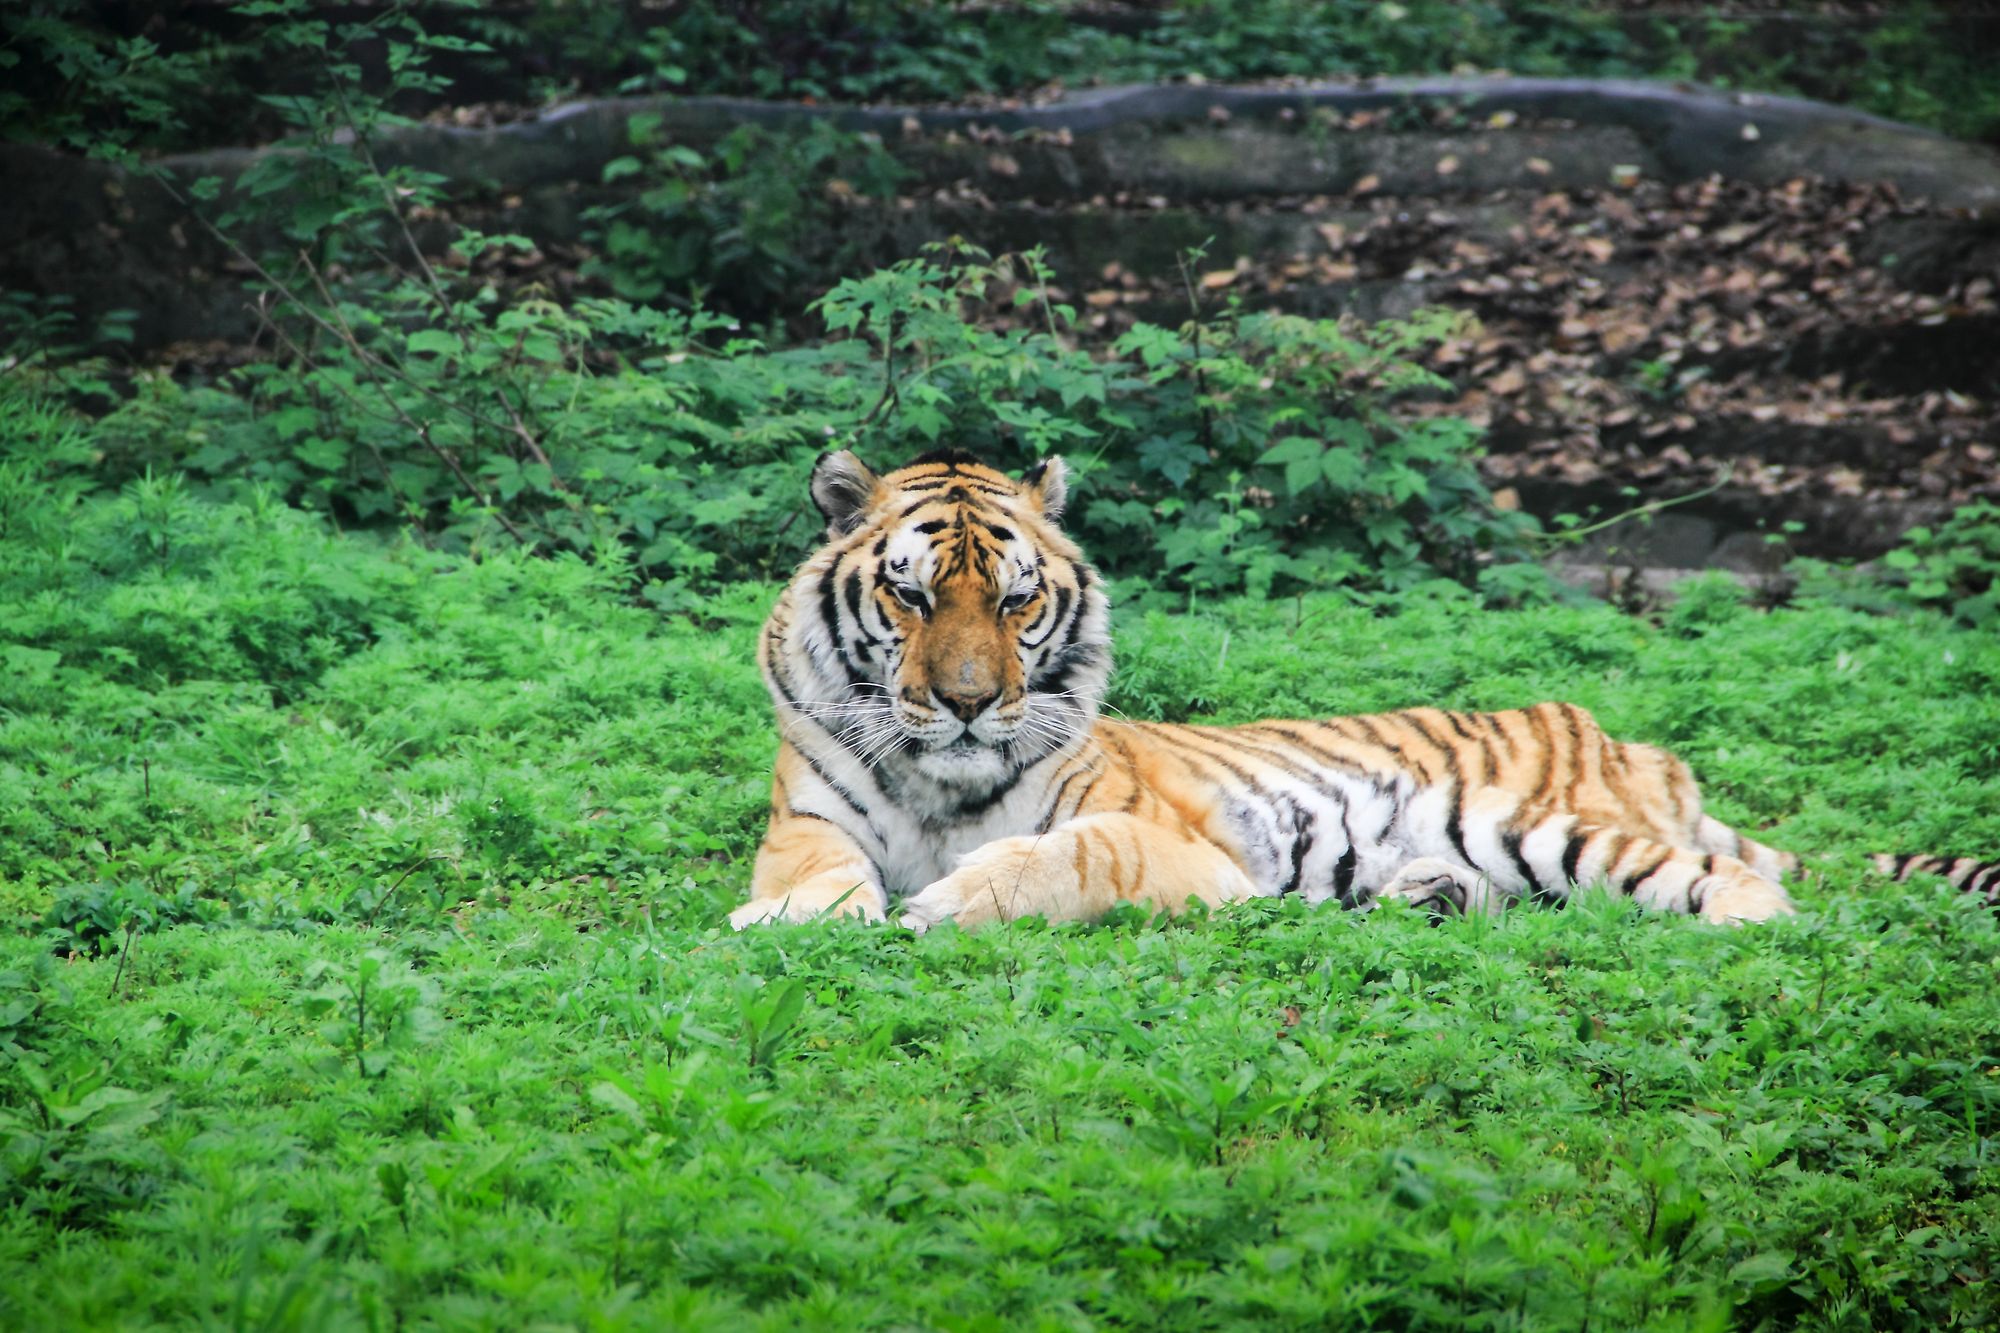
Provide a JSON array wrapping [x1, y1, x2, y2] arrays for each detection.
[[810, 450, 880, 534], [1020, 455, 1069, 522]]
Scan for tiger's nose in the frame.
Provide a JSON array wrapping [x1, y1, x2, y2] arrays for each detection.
[[935, 687, 998, 723]]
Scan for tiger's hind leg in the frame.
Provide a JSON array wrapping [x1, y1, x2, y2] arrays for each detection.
[[1372, 800, 1795, 923], [1374, 838, 1791, 924], [1530, 817, 1794, 923]]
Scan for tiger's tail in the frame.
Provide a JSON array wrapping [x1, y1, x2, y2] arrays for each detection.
[[1873, 854, 2000, 909]]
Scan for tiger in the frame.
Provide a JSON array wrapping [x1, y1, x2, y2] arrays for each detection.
[[730, 449, 2000, 932]]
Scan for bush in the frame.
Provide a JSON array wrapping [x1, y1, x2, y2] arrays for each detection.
[[87, 241, 1539, 605], [586, 118, 909, 310], [1794, 502, 2000, 630], [1880, 504, 2000, 629], [45, 6, 1542, 606], [1, 384, 422, 696]]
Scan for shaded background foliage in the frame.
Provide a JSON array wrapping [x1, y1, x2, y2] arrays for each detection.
[[8, 2, 1997, 612], [8, 0, 2000, 151], [9, 0, 1563, 605]]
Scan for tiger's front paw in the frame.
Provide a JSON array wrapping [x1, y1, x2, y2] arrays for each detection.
[[728, 871, 885, 929], [899, 838, 1049, 933], [897, 877, 967, 934], [898, 863, 1013, 934]]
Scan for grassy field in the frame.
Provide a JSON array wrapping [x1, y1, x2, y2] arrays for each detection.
[[4, 475, 2000, 1330]]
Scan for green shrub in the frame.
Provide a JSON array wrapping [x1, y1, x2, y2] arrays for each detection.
[[0, 0, 208, 156], [586, 118, 909, 309], [818, 250, 1543, 598], [37, 881, 224, 960], [1879, 504, 2000, 629], [1794, 502, 2000, 630], [0, 407, 422, 697], [92, 242, 1538, 604]]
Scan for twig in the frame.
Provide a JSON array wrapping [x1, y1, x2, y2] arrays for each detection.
[[285, 252, 532, 542], [322, 62, 571, 492], [864, 307, 902, 427], [153, 172, 551, 470], [769, 503, 811, 544], [1018, 251, 1065, 346], [363, 854, 450, 927], [811, 309, 906, 478], [272, 332, 515, 546], [1176, 244, 1218, 448], [297, 245, 533, 468], [1531, 465, 1737, 547], [110, 919, 137, 997]]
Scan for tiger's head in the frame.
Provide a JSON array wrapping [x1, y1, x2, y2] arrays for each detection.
[[764, 448, 1111, 806]]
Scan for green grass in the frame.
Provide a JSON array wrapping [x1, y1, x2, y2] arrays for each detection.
[[4, 480, 2000, 1329]]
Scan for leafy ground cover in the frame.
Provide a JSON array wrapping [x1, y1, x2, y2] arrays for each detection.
[[4, 412, 1999, 1328]]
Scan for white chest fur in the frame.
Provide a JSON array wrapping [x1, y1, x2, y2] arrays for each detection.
[[794, 745, 1073, 898]]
